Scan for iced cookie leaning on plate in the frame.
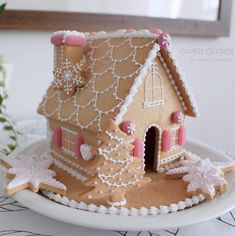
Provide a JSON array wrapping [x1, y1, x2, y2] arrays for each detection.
[[1, 153, 66, 195]]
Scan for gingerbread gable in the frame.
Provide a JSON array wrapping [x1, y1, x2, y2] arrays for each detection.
[[38, 30, 199, 133]]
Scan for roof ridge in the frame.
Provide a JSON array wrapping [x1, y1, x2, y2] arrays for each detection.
[[52, 29, 163, 41]]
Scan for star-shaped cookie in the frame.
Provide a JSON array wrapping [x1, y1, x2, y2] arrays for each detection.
[[1, 154, 66, 195]]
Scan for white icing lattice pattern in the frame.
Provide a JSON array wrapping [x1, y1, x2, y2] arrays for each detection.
[[39, 36, 158, 132], [39, 29, 199, 133]]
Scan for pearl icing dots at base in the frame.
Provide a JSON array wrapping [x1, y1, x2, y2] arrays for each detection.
[[41, 190, 205, 216]]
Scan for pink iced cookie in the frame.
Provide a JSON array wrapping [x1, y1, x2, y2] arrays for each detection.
[[54, 128, 62, 148], [172, 111, 184, 124], [161, 130, 172, 152], [51, 35, 63, 45], [133, 139, 144, 158], [178, 125, 186, 146], [51, 31, 86, 46], [66, 35, 87, 46], [121, 120, 136, 135], [158, 32, 171, 49], [149, 28, 163, 35]]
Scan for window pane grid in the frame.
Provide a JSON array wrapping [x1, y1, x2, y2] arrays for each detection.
[[170, 127, 179, 151], [61, 127, 78, 158], [144, 62, 164, 109]]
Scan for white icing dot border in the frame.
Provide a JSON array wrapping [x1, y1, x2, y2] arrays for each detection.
[[164, 48, 199, 116], [158, 160, 182, 173], [53, 159, 87, 182], [41, 190, 205, 216], [53, 29, 160, 41], [159, 151, 185, 165], [143, 123, 162, 171], [51, 150, 94, 177]]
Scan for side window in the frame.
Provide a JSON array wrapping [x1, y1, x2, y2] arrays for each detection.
[[171, 127, 179, 151], [144, 62, 164, 109], [61, 127, 77, 158]]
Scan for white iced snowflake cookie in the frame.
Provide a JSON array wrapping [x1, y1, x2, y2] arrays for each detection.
[[165, 152, 234, 199], [166, 152, 235, 179], [183, 158, 228, 199], [0, 153, 66, 195]]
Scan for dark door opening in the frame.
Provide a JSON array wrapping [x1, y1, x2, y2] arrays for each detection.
[[144, 126, 159, 171]]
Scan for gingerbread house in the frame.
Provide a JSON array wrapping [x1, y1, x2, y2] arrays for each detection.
[[37, 29, 199, 182]]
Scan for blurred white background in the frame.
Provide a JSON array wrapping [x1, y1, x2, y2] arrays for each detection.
[[6, 0, 220, 21], [0, 2, 234, 154]]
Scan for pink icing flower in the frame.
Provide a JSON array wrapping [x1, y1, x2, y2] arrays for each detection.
[[121, 120, 136, 135], [172, 111, 184, 124], [158, 32, 171, 49]]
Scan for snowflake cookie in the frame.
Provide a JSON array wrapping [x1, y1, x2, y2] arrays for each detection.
[[166, 152, 235, 179], [0, 154, 66, 195], [165, 153, 235, 199], [53, 57, 86, 95]]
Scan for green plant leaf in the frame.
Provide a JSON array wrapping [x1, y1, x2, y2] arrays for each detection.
[[10, 135, 17, 140], [0, 47, 21, 156], [7, 144, 16, 151], [3, 125, 13, 131], [0, 95, 3, 105], [0, 3, 6, 15], [0, 117, 7, 122]]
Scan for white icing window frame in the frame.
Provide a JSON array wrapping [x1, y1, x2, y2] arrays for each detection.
[[61, 126, 78, 158], [144, 62, 164, 109], [170, 127, 179, 151]]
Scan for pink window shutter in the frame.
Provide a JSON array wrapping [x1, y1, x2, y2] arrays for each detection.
[[54, 128, 62, 148], [133, 139, 144, 158], [178, 125, 186, 146], [75, 135, 84, 158], [161, 130, 172, 152]]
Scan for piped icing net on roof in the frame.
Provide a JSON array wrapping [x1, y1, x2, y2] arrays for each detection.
[[38, 29, 199, 133]]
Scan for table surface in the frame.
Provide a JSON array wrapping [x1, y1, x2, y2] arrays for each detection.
[[0, 118, 235, 236]]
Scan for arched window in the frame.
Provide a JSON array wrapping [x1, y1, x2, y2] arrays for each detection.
[[144, 62, 164, 109]]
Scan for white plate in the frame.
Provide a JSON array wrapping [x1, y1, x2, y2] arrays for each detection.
[[1, 138, 235, 231]]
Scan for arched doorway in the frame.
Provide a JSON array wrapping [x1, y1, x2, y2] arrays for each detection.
[[144, 126, 159, 171]]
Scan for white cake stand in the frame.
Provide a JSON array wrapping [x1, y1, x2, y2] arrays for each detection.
[[1, 138, 235, 231]]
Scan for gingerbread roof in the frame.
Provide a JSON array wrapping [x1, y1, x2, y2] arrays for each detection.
[[38, 29, 199, 133]]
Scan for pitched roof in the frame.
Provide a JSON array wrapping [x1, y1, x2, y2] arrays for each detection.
[[38, 29, 199, 133]]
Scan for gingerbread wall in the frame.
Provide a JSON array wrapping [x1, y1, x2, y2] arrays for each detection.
[[122, 55, 185, 170], [49, 118, 97, 177], [48, 52, 186, 173]]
